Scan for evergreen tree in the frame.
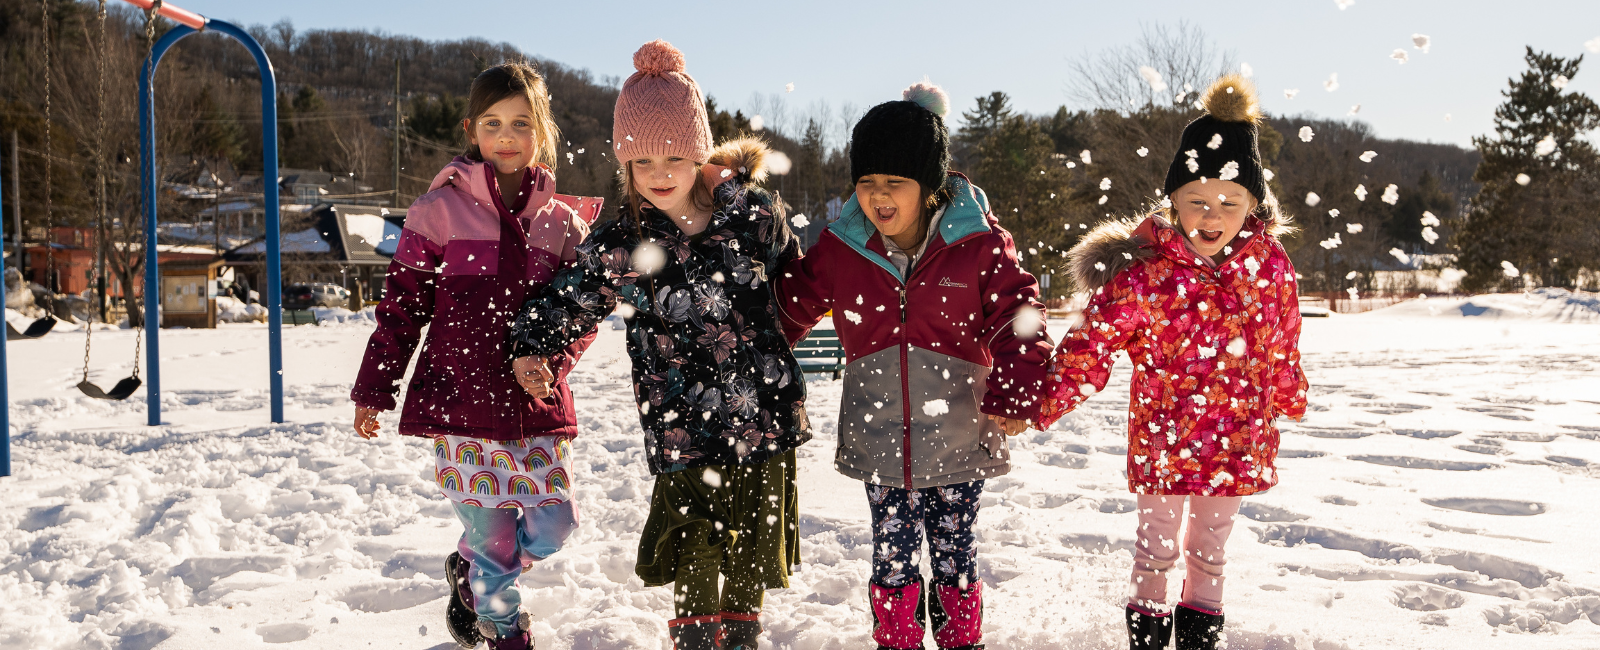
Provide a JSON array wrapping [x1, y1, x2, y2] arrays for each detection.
[[407, 93, 468, 145], [1458, 48, 1600, 290]]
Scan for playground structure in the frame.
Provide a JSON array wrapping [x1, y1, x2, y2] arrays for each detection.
[[1, 0, 286, 477]]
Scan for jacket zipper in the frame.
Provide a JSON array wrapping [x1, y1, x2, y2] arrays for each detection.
[[898, 284, 913, 490]]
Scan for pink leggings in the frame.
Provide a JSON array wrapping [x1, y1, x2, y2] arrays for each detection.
[[1130, 494, 1242, 613]]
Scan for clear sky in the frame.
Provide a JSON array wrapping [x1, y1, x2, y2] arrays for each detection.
[[176, 0, 1600, 148]]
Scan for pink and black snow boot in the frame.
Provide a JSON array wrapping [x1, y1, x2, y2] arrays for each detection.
[[668, 614, 722, 650], [475, 610, 535, 650], [928, 581, 984, 649], [445, 551, 482, 648], [720, 610, 762, 649], [1173, 603, 1223, 650], [1125, 603, 1173, 650], [870, 581, 927, 650]]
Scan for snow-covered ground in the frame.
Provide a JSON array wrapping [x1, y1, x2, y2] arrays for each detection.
[[2, 290, 1599, 649]]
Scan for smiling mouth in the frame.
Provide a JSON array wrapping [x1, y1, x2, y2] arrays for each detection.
[[493, 150, 520, 159], [650, 187, 676, 197], [1197, 229, 1223, 244], [872, 206, 897, 223]]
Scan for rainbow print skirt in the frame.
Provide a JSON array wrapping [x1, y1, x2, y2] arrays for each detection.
[[434, 435, 574, 508]]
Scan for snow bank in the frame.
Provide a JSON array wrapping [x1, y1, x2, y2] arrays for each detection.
[[1373, 289, 1600, 323], [2, 311, 1599, 648]]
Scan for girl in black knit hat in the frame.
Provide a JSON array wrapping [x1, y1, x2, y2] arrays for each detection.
[[776, 81, 1054, 650], [1034, 75, 1308, 650]]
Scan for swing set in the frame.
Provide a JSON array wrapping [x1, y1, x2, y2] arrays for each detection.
[[1, 0, 287, 477]]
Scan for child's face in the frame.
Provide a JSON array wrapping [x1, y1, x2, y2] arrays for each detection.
[[463, 95, 538, 177], [855, 174, 924, 245], [630, 155, 702, 216], [1173, 179, 1256, 259]]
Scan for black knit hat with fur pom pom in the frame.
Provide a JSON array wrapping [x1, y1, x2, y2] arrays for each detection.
[[1164, 75, 1267, 201]]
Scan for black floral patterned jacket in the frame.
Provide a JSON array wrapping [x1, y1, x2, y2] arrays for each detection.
[[510, 142, 811, 475]]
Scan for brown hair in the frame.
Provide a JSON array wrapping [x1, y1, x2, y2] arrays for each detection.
[[462, 62, 560, 168], [618, 161, 716, 224]]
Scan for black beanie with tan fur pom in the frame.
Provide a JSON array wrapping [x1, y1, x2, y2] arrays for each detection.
[[1164, 74, 1266, 201]]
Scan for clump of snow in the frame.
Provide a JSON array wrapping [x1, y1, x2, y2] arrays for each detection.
[[1516, 173, 1532, 186], [1381, 184, 1400, 205], [1359, 151, 1378, 163], [1323, 73, 1340, 92], [1305, 192, 1321, 207], [921, 399, 950, 417], [1535, 135, 1558, 156], [1138, 66, 1168, 93], [1501, 261, 1520, 278], [1354, 184, 1369, 201], [1413, 34, 1432, 53], [791, 214, 810, 228], [1551, 76, 1569, 91], [1298, 126, 1315, 142], [1391, 49, 1409, 64]]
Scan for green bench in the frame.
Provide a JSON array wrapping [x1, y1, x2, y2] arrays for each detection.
[[795, 331, 845, 379], [283, 309, 320, 326]]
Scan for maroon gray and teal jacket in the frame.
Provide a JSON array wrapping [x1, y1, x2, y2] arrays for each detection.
[[351, 158, 601, 441], [776, 174, 1054, 489], [509, 139, 811, 476]]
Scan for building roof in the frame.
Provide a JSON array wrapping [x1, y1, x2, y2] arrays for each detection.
[[225, 203, 408, 265]]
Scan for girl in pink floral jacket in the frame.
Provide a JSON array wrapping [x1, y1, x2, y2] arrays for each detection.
[[1035, 75, 1308, 650]]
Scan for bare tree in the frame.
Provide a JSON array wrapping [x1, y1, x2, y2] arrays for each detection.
[[1067, 21, 1237, 112]]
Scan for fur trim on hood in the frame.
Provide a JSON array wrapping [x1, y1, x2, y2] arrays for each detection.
[[707, 136, 770, 185], [1069, 213, 1292, 292]]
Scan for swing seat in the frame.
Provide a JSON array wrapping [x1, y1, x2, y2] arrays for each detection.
[[77, 376, 142, 401], [6, 315, 58, 340]]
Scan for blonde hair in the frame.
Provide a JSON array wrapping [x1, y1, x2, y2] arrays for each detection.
[[1155, 184, 1296, 235], [463, 62, 560, 169]]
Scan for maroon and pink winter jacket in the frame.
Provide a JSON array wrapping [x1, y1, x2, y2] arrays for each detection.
[[351, 158, 601, 441], [776, 174, 1054, 489]]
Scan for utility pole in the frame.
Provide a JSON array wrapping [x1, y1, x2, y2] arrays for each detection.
[[393, 58, 401, 208], [10, 131, 19, 264]]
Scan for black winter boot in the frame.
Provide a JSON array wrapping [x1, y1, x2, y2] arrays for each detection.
[[668, 614, 722, 650], [1125, 604, 1172, 650], [1173, 604, 1223, 650], [720, 611, 760, 649], [445, 552, 482, 648]]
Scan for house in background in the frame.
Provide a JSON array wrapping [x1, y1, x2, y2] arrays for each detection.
[[223, 203, 407, 302]]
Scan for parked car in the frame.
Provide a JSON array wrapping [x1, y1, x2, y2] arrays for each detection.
[[283, 283, 349, 309]]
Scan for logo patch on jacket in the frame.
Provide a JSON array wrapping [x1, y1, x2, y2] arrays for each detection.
[[938, 277, 968, 288]]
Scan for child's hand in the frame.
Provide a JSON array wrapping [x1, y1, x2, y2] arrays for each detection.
[[354, 406, 381, 439], [514, 355, 556, 399], [989, 415, 1032, 436]]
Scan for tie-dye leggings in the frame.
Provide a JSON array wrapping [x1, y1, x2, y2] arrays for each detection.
[[452, 500, 579, 636]]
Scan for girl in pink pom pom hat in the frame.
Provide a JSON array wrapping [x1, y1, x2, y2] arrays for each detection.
[[509, 39, 809, 650]]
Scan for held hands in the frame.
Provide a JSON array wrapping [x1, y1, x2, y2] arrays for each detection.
[[514, 355, 556, 399], [354, 406, 382, 439], [988, 415, 1033, 436]]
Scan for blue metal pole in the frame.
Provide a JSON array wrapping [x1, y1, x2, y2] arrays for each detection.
[[206, 20, 283, 424], [1, 139, 10, 477], [139, 24, 197, 426]]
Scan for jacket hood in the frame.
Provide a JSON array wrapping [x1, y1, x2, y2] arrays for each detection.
[[703, 136, 771, 189], [827, 173, 993, 281], [1070, 212, 1292, 292]]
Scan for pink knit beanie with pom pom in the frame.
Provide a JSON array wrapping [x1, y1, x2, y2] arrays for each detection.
[[613, 40, 713, 164]]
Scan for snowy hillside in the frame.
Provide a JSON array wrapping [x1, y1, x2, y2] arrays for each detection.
[[2, 291, 1599, 649]]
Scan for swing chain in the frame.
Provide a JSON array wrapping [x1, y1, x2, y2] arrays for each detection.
[[41, 0, 56, 316], [82, 0, 107, 383], [131, 0, 161, 381]]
